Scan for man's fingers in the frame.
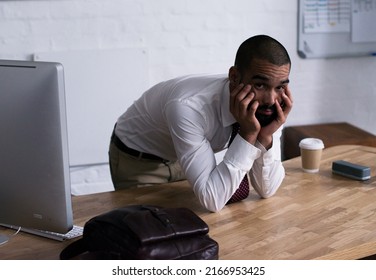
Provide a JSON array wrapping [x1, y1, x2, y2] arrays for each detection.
[[230, 84, 253, 115]]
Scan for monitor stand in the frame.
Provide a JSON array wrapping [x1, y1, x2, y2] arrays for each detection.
[[0, 234, 9, 245]]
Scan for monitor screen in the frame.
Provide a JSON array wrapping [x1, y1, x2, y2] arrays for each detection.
[[0, 59, 73, 236]]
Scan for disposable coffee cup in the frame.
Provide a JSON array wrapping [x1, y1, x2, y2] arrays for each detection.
[[299, 138, 324, 173]]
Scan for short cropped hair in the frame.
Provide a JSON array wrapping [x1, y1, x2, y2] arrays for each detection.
[[234, 35, 291, 74]]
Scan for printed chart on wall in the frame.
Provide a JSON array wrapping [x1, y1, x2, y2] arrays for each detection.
[[298, 0, 376, 58]]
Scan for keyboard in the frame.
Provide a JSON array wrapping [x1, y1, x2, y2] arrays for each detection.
[[0, 223, 83, 242]]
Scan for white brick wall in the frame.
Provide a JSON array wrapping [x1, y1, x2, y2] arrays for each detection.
[[1, 0, 375, 194], [70, 164, 114, 195]]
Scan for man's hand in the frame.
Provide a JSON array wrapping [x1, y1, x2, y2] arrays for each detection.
[[257, 86, 293, 149], [230, 83, 294, 148], [229, 83, 261, 145]]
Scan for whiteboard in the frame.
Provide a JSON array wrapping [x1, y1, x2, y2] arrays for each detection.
[[34, 48, 148, 166], [298, 0, 376, 59]]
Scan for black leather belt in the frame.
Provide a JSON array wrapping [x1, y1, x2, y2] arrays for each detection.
[[111, 131, 165, 161]]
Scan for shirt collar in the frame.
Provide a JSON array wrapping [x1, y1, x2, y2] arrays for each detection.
[[220, 80, 236, 127]]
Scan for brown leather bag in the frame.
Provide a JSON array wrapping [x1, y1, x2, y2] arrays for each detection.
[[60, 205, 218, 260]]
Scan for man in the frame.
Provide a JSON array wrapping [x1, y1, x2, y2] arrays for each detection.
[[109, 35, 293, 212]]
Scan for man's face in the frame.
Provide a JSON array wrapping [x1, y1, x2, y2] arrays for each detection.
[[235, 59, 290, 126]]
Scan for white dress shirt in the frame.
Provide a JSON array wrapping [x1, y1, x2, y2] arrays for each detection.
[[115, 74, 285, 212]]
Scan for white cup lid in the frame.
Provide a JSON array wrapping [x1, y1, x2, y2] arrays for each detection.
[[299, 138, 324, 150]]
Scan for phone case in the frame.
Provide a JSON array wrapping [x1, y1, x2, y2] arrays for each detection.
[[332, 160, 371, 181]]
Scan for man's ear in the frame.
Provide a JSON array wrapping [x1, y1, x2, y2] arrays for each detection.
[[228, 66, 241, 86]]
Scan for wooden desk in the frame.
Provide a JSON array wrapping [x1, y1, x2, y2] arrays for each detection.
[[1, 145, 376, 260]]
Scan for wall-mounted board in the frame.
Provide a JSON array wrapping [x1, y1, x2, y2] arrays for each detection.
[[298, 0, 376, 59], [34, 48, 148, 166]]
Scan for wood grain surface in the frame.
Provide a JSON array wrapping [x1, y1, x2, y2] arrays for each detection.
[[1, 145, 376, 260]]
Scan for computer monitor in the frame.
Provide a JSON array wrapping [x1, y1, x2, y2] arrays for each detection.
[[0, 59, 73, 243]]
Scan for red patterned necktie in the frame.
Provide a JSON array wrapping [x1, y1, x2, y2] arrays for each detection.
[[226, 123, 250, 204]]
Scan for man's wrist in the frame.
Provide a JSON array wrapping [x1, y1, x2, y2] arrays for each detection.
[[257, 135, 273, 150], [239, 131, 258, 145]]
